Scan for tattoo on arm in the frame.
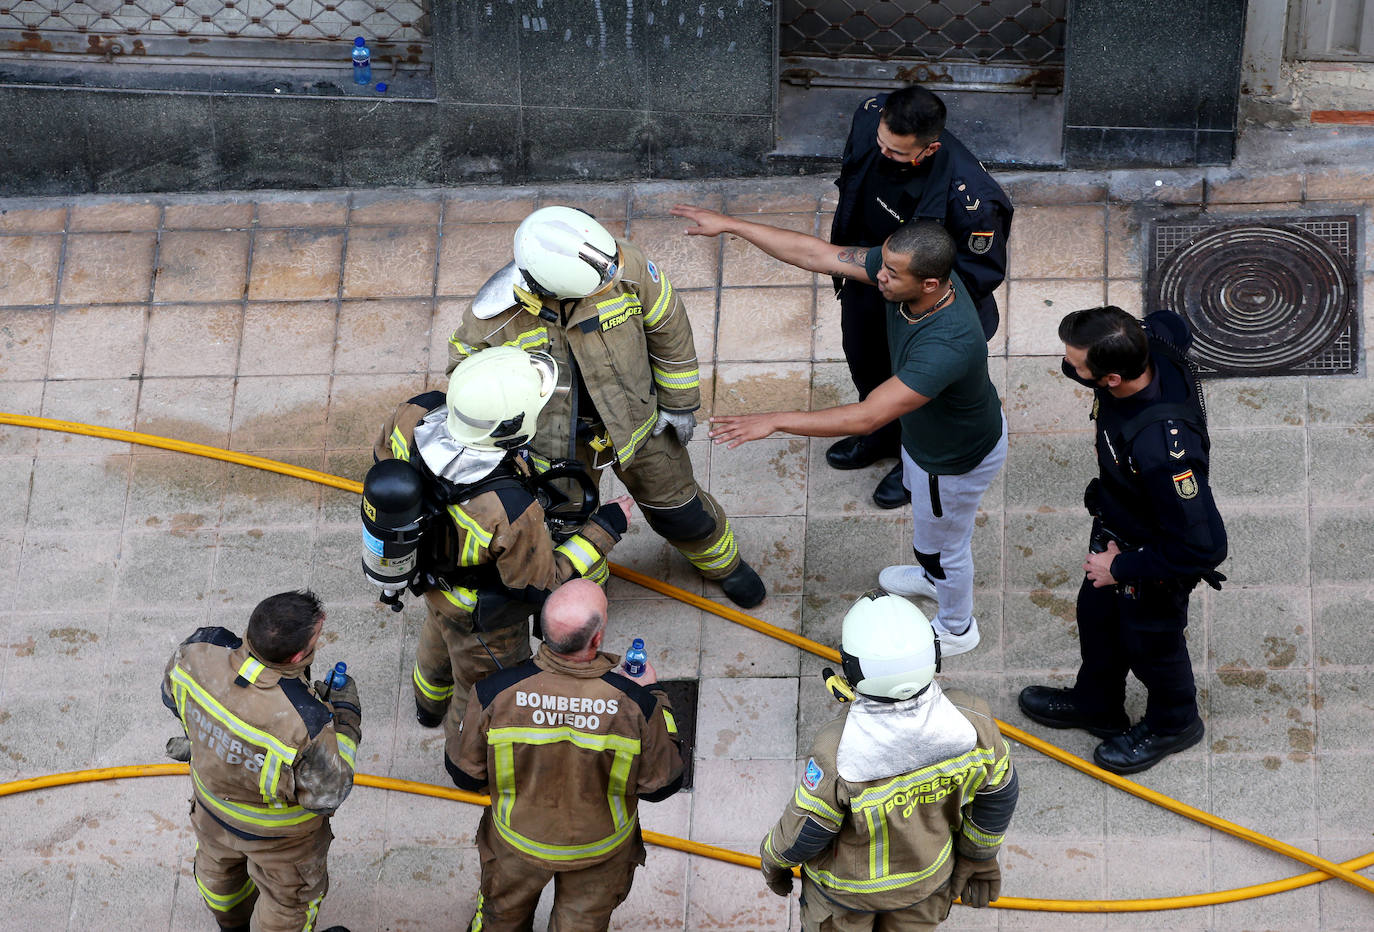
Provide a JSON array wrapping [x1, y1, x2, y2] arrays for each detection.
[[836, 247, 867, 268]]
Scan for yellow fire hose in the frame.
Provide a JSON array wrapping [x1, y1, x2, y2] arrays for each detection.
[[2, 411, 1371, 911]]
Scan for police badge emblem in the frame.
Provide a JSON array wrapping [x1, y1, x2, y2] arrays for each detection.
[[968, 231, 994, 254], [1172, 469, 1199, 499]]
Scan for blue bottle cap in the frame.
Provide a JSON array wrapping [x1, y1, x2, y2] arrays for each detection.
[[354, 36, 365, 46], [631, 637, 644, 649], [375, 82, 387, 93]]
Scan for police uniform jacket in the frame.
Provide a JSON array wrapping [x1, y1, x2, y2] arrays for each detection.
[[161, 628, 361, 839], [375, 394, 627, 615], [830, 93, 1012, 305], [449, 240, 700, 467], [1067, 310, 1227, 584], [761, 685, 1016, 912], [447, 644, 686, 870]]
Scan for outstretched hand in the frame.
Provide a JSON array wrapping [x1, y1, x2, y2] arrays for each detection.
[[708, 414, 779, 448], [670, 204, 734, 237]]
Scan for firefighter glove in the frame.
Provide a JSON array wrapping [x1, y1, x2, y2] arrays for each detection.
[[761, 864, 794, 898], [950, 854, 1001, 908], [651, 409, 696, 445], [316, 675, 363, 739], [164, 736, 192, 762]]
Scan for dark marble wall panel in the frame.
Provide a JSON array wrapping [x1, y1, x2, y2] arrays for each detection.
[[1064, 0, 1245, 167]]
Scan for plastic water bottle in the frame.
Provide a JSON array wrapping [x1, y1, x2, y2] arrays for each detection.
[[351, 37, 371, 85], [622, 638, 647, 678], [325, 661, 348, 694]]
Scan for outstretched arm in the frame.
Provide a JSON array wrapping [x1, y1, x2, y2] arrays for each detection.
[[708, 375, 928, 448], [671, 204, 875, 284]]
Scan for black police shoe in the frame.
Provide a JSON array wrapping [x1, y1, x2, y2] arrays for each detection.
[[718, 560, 766, 609], [1018, 685, 1128, 739], [872, 464, 910, 509], [826, 436, 889, 470], [1093, 719, 1205, 775], [319, 927, 352, 932], [415, 700, 445, 729]]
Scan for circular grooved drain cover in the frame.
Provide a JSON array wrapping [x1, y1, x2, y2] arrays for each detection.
[[1155, 223, 1353, 373]]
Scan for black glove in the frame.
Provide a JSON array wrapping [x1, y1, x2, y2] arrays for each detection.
[[315, 675, 362, 740], [592, 502, 629, 536], [761, 864, 794, 897], [950, 854, 1001, 908]]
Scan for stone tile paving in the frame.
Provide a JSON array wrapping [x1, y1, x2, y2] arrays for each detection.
[[0, 167, 1371, 930]]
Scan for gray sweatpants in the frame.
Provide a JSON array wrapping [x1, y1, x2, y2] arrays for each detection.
[[900, 413, 1008, 633]]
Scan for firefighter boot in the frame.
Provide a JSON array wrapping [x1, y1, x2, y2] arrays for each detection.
[[718, 560, 766, 609]]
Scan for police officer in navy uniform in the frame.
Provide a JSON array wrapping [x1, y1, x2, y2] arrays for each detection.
[[1019, 306, 1227, 775], [827, 85, 1013, 508]]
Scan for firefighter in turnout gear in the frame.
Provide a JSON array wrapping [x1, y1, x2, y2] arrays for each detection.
[[449, 579, 686, 931], [373, 345, 634, 737], [760, 591, 1018, 930], [160, 590, 357, 932], [450, 205, 767, 609]]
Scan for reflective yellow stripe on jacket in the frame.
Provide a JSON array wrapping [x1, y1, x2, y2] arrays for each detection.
[[488, 725, 641, 862], [615, 410, 660, 465], [807, 746, 1000, 896], [554, 533, 604, 577], [447, 503, 494, 566], [171, 666, 300, 806], [643, 276, 675, 328], [650, 363, 699, 392]]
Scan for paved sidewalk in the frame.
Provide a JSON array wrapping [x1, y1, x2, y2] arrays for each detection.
[[1, 155, 1372, 930]]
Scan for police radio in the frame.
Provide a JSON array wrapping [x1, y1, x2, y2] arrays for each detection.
[[361, 458, 425, 612]]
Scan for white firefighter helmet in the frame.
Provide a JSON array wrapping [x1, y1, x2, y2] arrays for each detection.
[[445, 346, 559, 451], [513, 205, 619, 299], [840, 589, 939, 701]]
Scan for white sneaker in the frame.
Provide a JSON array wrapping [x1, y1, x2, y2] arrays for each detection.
[[935, 617, 981, 657], [878, 564, 938, 601]]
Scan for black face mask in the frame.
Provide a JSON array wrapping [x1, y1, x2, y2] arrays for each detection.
[[1061, 358, 1101, 389]]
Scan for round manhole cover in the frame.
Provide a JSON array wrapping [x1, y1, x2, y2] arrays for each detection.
[[1154, 222, 1353, 374]]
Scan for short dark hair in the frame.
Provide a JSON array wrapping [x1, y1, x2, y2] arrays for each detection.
[[1058, 306, 1150, 380], [542, 606, 604, 655], [879, 86, 946, 141], [884, 221, 955, 281], [247, 589, 324, 663]]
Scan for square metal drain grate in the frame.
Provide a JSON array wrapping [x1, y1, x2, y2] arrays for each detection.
[[1146, 213, 1362, 377], [658, 679, 698, 791]]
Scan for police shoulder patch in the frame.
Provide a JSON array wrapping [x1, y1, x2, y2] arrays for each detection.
[[647, 260, 660, 284], [802, 758, 824, 791], [1172, 469, 1199, 499], [968, 231, 994, 254]]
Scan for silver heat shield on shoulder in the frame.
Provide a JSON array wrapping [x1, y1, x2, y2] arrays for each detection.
[[835, 682, 978, 783], [413, 409, 507, 484], [471, 261, 525, 319]]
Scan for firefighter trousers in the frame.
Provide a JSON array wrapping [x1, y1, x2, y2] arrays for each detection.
[[799, 876, 956, 932], [412, 592, 533, 739], [469, 823, 645, 932], [190, 800, 332, 932], [579, 425, 741, 580]]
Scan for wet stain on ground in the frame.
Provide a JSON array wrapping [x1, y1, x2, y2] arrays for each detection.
[[1263, 635, 1296, 668], [1217, 667, 1266, 688], [1036, 568, 1070, 588], [1029, 588, 1076, 623], [1262, 756, 1281, 771]]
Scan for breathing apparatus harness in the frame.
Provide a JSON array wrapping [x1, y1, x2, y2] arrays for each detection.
[[361, 446, 599, 622]]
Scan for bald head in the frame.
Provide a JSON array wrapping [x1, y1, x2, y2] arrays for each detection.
[[542, 579, 608, 657]]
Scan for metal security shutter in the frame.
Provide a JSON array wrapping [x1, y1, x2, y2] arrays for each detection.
[[1288, 0, 1374, 60]]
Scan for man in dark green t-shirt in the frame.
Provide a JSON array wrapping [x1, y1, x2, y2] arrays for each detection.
[[669, 205, 1007, 655]]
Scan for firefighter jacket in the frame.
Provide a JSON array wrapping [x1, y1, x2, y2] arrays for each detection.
[[830, 93, 1012, 306], [448, 239, 700, 467], [375, 392, 628, 615], [447, 644, 686, 870], [1064, 310, 1228, 585], [160, 628, 361, 840], [761, 685, 1017, 911]]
